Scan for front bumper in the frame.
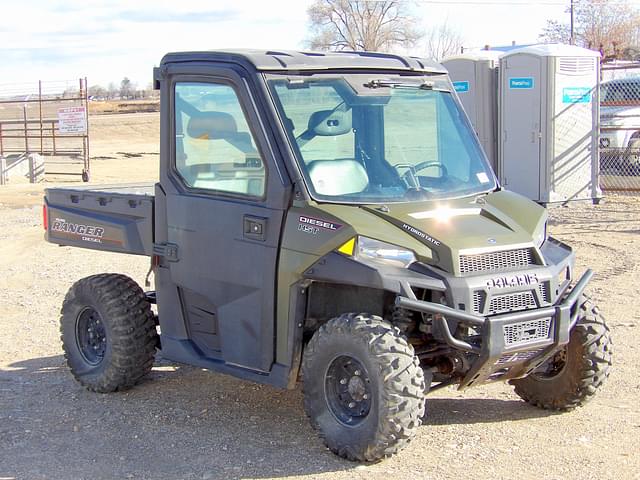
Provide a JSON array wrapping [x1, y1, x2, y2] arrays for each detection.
[[396, 269, 593, 388]]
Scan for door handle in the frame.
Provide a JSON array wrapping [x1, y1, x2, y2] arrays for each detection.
[[243, 215, 267, 241]]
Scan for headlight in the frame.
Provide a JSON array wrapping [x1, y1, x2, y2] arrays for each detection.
[[338, 236, 417, 268]]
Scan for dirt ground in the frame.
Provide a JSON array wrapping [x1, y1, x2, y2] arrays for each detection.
[[0, 112, 639, 480]]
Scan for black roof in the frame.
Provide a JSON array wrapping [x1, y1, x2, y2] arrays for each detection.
[[160, 49, 447, 74]]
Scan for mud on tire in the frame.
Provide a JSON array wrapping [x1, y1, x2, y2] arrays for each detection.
[[302, 313, 426, 462], [60, 273, 158, 393], [510, 294, 612, 411]]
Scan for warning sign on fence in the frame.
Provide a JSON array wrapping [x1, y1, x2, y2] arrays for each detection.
[[57, 106, 87, 134]]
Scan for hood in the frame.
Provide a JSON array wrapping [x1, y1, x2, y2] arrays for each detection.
[[318, 190, 546, 274]]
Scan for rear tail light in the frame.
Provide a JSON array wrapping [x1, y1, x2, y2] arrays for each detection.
[[43, 204, 48, 230]]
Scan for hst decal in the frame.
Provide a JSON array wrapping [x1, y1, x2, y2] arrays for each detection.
[[299, 216, 343, 231]]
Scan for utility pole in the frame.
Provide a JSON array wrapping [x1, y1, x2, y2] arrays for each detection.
[[570, 0, 575, 45]]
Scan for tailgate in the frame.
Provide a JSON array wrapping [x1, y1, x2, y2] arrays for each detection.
[[44, 183, 155, 256]]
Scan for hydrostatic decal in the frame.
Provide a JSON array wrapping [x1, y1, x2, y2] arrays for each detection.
[[401, 223, 441, 246]]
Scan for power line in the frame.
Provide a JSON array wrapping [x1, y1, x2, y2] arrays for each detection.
[[570, 0, 575, 44], [368, 0, 640, 5], [417, 1, 640, 4]]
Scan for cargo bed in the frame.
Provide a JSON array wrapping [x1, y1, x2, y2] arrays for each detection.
[[44, 183, 155, 256]]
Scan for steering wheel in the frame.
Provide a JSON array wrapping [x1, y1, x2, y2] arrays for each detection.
[[395, 161, 447, 188], [412, 161, 448, 177]]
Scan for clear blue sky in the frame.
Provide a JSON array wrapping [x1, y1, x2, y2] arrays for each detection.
[[0, 0, 572, 89]]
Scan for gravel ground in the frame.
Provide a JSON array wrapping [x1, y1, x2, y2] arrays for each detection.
[[0, 115, 638, 479]]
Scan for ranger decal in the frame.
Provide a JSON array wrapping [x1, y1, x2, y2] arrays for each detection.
[[52, 219, 106, 244]]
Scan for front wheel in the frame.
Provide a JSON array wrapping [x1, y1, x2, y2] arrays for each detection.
[[302, 313, 426, 462], [510, 295, 612, 411]]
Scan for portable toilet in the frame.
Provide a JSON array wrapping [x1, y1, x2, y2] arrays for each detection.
[[442, 50, 501, 172], [498, 44, 601, 203]]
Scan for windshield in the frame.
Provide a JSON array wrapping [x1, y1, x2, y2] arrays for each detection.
[[268, 74, 496, 204]]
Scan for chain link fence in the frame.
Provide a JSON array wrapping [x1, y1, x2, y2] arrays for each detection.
[[599, 63, 640, 193]]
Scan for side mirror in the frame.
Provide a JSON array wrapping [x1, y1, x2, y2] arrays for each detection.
[[308, 108, 352, 136], [152, 67, 161, 90]]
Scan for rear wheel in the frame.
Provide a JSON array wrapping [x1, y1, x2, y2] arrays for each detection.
[[60, 274, 158, 393], [302, 313, 426, 462], [510, 295, 612, 411]]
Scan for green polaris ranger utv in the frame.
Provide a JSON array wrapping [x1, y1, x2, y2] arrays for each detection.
[[44, 49, 612, 462]]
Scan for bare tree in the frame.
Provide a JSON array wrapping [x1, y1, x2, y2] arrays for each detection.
[[107, 82, 119, 100], [88, 85, 106, 99], [424, 21, 464, 61], [539, 19, 571, 45], [120, 77, 134, 99], [539, 0, 640, 60], [623, 46, 640, 61], [307, 0, 423, 52], [62, 87, 80, 99]]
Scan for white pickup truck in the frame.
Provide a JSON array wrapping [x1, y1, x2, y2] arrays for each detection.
[[600, 77, 640, 172]]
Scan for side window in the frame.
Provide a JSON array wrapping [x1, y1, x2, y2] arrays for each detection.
[[174, 82, 265, 197]]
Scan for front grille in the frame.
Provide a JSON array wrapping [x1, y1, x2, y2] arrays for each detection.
[[459, 248, 536, 275], [473, 291, 486, 313], [538, 282, 550, 303], [495, 348, 545, 365], [489, 291, 536, 315], [472, 282, 552, 315], [503, 318, 552, 347]]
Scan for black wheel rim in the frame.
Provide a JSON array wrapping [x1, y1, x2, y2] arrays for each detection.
[[76, 307, 107, 366], [532, 347, 568, 380], [325, 355, 372, 426]]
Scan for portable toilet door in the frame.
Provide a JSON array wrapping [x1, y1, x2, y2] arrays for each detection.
[[499, 44, 600, 203], [442, 51, 501, 173], [499, 52, 544, 200], [549, 52, 600, 202]]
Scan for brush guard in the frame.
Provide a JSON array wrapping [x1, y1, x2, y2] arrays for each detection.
[[395, 269, 593, 388]]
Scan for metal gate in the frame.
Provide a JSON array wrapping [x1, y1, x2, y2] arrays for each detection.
[[0, 79, 90, 184], [599, 63, 640, 193]]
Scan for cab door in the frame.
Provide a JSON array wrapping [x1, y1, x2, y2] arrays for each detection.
[[156, 67, 290, 373]]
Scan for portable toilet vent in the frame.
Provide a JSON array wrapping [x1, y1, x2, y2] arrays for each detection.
[[442, 50, 501, 172], [498, 44, 601, 203]]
